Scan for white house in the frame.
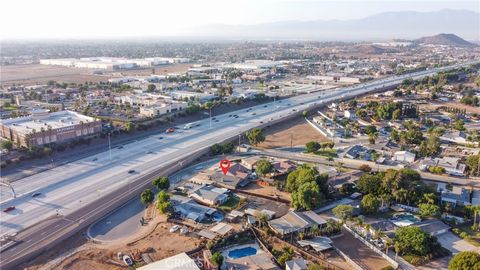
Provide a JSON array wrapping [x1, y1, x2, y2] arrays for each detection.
[[393, 151, 416, 163]]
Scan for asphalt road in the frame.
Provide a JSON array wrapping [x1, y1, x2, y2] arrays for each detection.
[[0, 61, 476, 269]]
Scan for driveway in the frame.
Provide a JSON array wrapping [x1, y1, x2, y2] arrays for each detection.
[[437, 231, 480, 254]]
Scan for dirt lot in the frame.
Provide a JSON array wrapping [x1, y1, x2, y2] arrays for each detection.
[[259, 116, 328, 149], [332, 229, 392, 270], [24, 221, 203, 270], [420, 101, 480, 114], [241, 182, 292, 203], [0, 63, 191, 86], [0, 64, 110, 86]]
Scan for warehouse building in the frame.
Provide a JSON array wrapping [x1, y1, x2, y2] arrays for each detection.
[[0, 109, 102, 147]]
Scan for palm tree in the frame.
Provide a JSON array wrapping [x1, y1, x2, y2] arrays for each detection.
[[257, 213, 269, 228], [310, 224, 320, 237], [385, 238, 394, 254]]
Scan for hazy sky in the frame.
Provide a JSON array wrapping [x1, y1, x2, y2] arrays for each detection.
[[1, 0, 478, 39]]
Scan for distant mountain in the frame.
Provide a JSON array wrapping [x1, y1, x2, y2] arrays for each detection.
[[189, 9, 479, 41], [415, 33, 478, 47]]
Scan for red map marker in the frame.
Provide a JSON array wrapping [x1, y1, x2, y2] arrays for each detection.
[[220, 159, 231, 175]]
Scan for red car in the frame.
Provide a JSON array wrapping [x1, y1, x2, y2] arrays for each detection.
[[166, 127, 175, 133], [3, 206, 15, 213]]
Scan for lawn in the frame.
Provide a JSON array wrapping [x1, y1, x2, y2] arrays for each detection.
[[314, 149, 338, 158], [453, 223, 480, 247], [1, 105, 17, 111], [219, 195, 241, 211]]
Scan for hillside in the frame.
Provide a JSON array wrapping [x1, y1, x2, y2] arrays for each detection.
[[415, 33, 478, 47]]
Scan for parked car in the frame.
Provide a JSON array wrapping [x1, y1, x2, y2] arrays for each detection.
[[128, 170, 135, 174], [169, 225, 180, 233], [31, 192, 42, 198], [123, 255, 133, 266], [3, 206, 15, 213], [180, 226, 189, 235]]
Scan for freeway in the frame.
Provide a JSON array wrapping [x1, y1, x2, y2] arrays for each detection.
[[0, 61, 477, 268]]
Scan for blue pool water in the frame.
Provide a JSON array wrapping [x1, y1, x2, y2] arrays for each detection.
[[212, 212, 224, 222], [227, 247, 258, 259]]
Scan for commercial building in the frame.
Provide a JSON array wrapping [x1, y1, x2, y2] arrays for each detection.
[[40, 56, 190, 70], [0, 110, 101, 147], [139, 102, 186, 117]]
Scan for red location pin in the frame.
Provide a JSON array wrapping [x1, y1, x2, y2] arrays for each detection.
[[220, 159, 231, 175]]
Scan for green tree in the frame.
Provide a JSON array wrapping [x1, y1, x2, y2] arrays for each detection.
[[419, 136, 441, 157], [332, 204, 354, 221], [147, 84, 156, 92], [390, 129, 400, 143], [453, 119, 465, 131], [276, 246, 294, 266], [256, 159, 273, 176], [157, 190, 170, 203], [245, 128, 265, 146], [211, 252, 224, 267], [419, 203, 440, 217], [302, 110, 308, 118], [394, 226, 440, 256], [152, 176, 170, 190], [449, 251, 480, 270], [141, 189, 154, 205], [125, 121, 134, 133], [392, 109, 402, 120], [1, 140, 13, 150], [157, 201, 173, 214], [292, 181, 325, 210], [364, 125, 377, 136], [361, 194, 380, 214], [210, 144, 223, 155], [307, 263, 324, 270], [305, 141, 320, 153], [357, 173, 382, 195]]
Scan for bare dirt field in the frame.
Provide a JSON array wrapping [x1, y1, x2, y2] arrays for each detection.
[[24, 221, 203, 270], [0, 63, 192, 86], [0, 64, 109, 86], [332, 229, 392, 270], [420, 101, 480, 114], [259, 116, 328, 149]]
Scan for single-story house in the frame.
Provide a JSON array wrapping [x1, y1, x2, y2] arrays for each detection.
[[269, 211, 327, 236], [286, 258, 308, 270], [393, 151, 416, 163], [440, 131, 467, 145], [344, 144, 372, 160], [296, 237, 333, 253], [241, 156, 263, 170], [440, 186, 472, 206], [415, 219, 451, 236], [188, 185, 229, 206], [225, 253, 280, 270], [273, 160, 297, 176], [436, 157, 466, 176], [171, 195, 217, 222], [137, 252, 200, 270]]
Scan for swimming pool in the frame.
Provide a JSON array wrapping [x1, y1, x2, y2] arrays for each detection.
[[390, 213, 420, 227], [227, 246, 258, 259]]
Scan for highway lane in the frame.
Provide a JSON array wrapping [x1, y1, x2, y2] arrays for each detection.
[[0, 61, 477, 265], [1, 61, 475, 236]]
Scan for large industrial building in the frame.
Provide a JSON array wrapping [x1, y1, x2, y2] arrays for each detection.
[[40, 57, 190, 70], [0, 110, 102, 147]]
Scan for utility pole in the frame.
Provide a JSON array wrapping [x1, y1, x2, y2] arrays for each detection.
[[238, 134, 241, 152], [209, 107, 212, 129]]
